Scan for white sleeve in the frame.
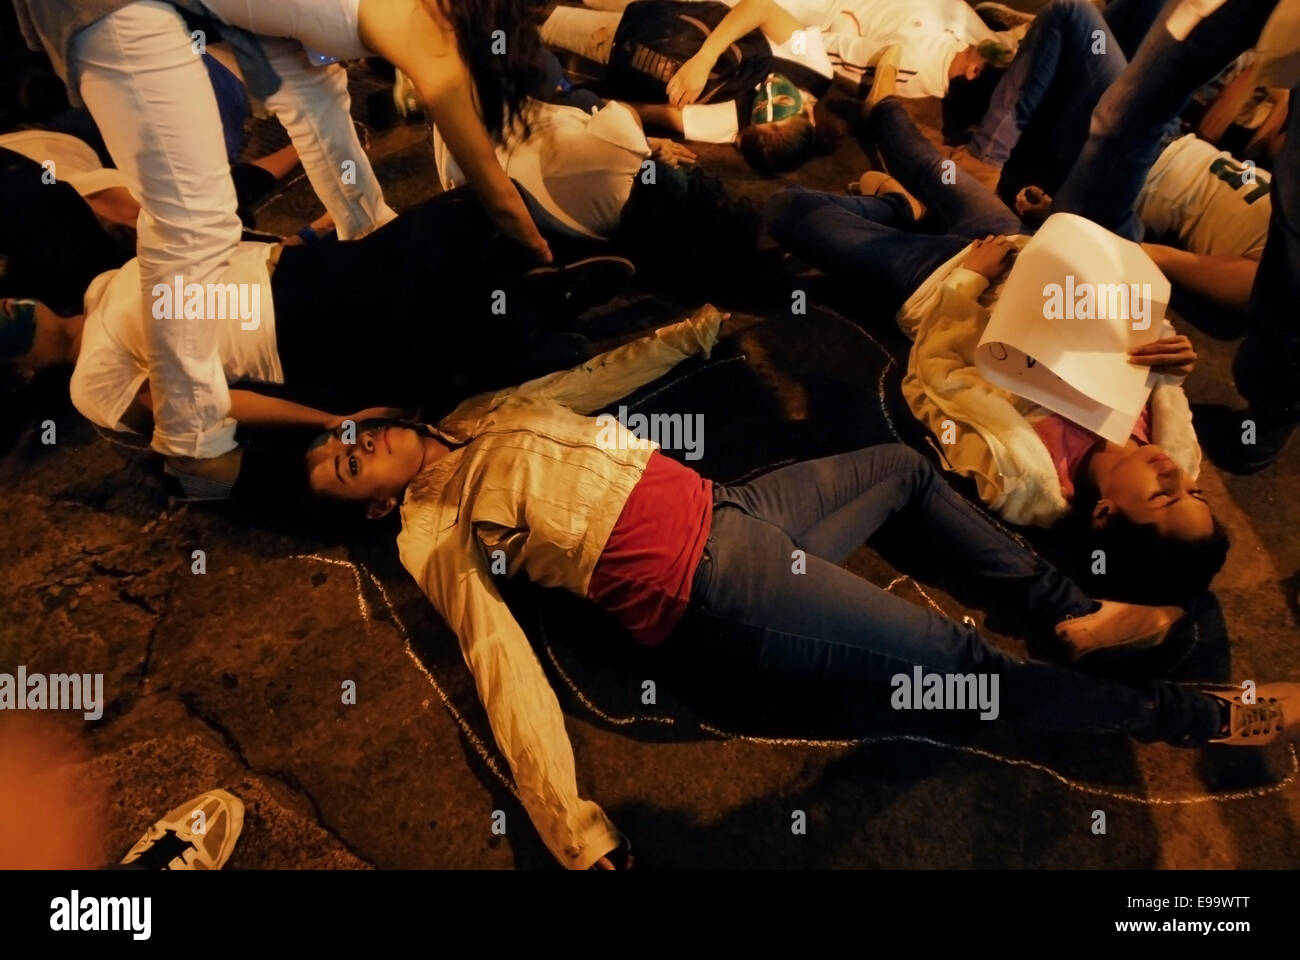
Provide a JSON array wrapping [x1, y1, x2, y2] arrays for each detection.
[[681, 101, 741, 143], [69, 342, 147, 434]]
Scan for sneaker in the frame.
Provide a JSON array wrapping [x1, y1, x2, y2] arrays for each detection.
[[849, 170, 927, 223], [121, 789, 245, 870], [1192, 403, 1295, 474], [163, 447, 244, 501], [1055, 600, 1186, 665], [947, 143, 1003, 192], [1205, 683, 1300, 746], [974, 2, 1036, 31]]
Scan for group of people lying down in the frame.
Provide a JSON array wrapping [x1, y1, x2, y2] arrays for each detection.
[[3, 0, 1299, 871]]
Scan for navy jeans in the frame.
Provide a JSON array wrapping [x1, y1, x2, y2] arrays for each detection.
[[681, 445, 1223, 744], [1053, 0, 1279, 241], [967, 0, 1166, 178], [764, 98, 1024, 310]]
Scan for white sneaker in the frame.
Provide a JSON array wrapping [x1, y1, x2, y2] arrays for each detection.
[[121, 789, 245, 870]]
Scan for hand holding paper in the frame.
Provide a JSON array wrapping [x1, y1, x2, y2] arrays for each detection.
[[975, 214, 1172, 445]]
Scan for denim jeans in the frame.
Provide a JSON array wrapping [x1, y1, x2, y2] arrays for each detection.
[[967, 0, 1135, 174], [764, 98, 1024, 309], [1052, 0, 1279, 241], [679, 445, 1223, 744]]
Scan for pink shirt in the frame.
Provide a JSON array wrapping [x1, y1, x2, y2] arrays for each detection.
[[1032, 405, 1152, 501], [587, 451, 712, 647]]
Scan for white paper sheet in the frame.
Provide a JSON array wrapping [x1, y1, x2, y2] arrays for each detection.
[[976, 213, 1171, 445]]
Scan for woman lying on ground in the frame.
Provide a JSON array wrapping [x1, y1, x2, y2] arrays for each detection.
[[0, 188, 633, 491], [303, 304, 1298, 871], [432, 49, 762, 295], [763, 67, 1229, 608]]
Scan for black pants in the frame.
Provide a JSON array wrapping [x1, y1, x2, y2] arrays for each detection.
[[270, 187, 562, 416]]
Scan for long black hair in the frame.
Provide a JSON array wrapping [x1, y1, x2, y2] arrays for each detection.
[[424, 0, 545, 137]]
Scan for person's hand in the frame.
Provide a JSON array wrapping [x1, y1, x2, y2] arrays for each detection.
[[325, 406, 414, 431], [962, 235, 1016, 280], [1014, 185, 1052, 222], [1128, 334, 1197, 377], [666, 55, 712, 107], [648, 137, 697, 168]]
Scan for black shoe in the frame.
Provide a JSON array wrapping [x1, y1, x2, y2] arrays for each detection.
[[1192, 403, 1295, 474], [517, 255, 635, 329]]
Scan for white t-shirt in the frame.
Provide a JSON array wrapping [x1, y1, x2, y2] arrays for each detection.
[[71, 243, 284, 434], [0, 130, 134, 199], [773, 0, 994, 98], [1137, 134, 1273, 259], [435, 99, 652, 240]]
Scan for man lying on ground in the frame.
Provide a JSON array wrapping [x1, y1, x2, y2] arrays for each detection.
[[304, 304, 1299, 871], [541, 0, 836, 172]]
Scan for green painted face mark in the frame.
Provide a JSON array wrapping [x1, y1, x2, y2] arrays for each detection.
[[750, 73, 803, 125], [0, 300, 38, 360]]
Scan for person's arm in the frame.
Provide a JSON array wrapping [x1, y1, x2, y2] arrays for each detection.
[[510, 304, 724, 413], [358, 0, 552, 263], [133, 384, 407, 432], [666, 0, 805, 106], [632, 102, 685, 134], [1140, 242, 1259, 315], [400, 525, 623, 869]]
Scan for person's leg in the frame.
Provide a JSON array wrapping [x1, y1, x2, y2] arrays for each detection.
[[1053, 0, 1278, 240], [1100, 0, 1171, 58], [258, 38, 397, 241], [716, 444, 1093, 626], [540, 7, 623, 64], [689, 494, 1221, 742], [72, 0, 239, 459], [1224, 86, 1300, 460], [967, 0, 1126, 170], [868, 98, 1026, 237], [764, 186, 966, 306]]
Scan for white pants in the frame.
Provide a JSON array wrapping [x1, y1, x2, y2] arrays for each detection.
[[71, 0, 395, 457]]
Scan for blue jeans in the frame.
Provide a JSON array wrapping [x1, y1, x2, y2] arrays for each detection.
[[764, 98, 1024, 309], [1052, 0, 1279, 241], [967, 0, 1141, 175], [680, 445, 1223, 744]]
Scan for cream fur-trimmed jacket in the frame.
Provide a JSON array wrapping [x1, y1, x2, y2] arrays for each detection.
[[898, 239, 1201, 528], [396, 306, 722, 870]]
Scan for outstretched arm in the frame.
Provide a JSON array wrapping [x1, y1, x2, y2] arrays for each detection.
[[399, 525, 624, 869], [1141, 242, 1259, 315], [358, 0, 552, 263], [666, 0, 805, 106]]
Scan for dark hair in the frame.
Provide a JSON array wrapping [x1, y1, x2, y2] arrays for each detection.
[[424, 0, 545, 138], [614, 165, 761, 298], [1069, 509, 1231, 606], [737, 114, 816, 175]]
